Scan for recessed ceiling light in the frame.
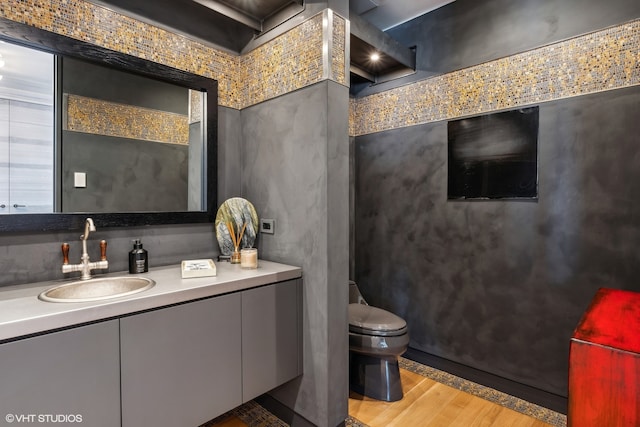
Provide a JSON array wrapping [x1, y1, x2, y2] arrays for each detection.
[[370, 53, 380, 61]]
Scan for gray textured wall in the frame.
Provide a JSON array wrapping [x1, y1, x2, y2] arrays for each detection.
[[62, 133, 189, 212], [355, 0, 640, 96], [0, 223, 219, 287], [349, 137, 355, 278], [241, 82, 349, 427], [218, 106, 242, 200], [354, 86, 640, 397]]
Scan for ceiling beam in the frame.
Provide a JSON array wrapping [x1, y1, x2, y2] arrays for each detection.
[[349, 13, 415, 71], [192, 0, 262, 31], [350, 64, 376, 82], [262, 2, 306, 34]]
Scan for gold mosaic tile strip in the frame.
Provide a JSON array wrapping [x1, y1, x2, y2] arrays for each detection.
[[351, 19, 640, 136], [238, 14, 325, 109], [349, 98, 357, 137], [332, 14, 347, 85], [1, 1, 343, 110], [65, 94, 189, 145], [1, 0, 241, 107], [189, 89, 203, 124]]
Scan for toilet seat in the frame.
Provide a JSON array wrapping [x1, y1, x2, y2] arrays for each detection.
[[349, 304, 407, 337]]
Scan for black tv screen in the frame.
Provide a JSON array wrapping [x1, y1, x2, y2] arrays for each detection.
[[448, 106, 539, 200]]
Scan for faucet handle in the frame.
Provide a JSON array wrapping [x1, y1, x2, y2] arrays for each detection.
[[62, 243, 70, 265], [100, 240, 108, 261]]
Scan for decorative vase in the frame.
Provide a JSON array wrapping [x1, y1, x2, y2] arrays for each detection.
[[231, 248, 241, 264]]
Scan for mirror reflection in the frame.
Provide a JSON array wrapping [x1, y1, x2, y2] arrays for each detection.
[[0, 39, 205, 215], [0, 41, 54, 214]]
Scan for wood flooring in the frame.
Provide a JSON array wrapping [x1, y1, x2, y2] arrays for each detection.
[[348, 368, 554, 427], [207, 366, 557, 427]]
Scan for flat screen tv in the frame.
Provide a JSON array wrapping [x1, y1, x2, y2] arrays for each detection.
[[448, 106, 539, 200]]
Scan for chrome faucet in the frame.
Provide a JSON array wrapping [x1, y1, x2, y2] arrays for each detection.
[[62, 218, 109, 280]]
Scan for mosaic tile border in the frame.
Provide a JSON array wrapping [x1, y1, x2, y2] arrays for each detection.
[[236, 9, 349, 108], [202, 401, 288, 427], [331, 13, 348, 86], [189, 90, 203, 124], [345, 415, 369, 427], [1, 1, 347, 111], [238, 14, 325, 110], [0, 0, 241, 108], [64, 94, 189, 145], [350, 19, 640, 136], [398, 357, 567, 427]]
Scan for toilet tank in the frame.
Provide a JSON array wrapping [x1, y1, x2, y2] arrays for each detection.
[[349, 281, 368, 305]]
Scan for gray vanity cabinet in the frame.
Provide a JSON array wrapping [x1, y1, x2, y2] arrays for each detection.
[[242, 278, 302, 402], [120, 293, 242, 427], [0, 320, 121, 426], [0, 274, 302, 427]]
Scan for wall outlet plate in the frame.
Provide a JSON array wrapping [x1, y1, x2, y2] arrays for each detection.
[[260, 219, 275, 234], [74, 172, 86, 188]]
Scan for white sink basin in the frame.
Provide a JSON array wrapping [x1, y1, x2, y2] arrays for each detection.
[[39, 276, 155, 303]]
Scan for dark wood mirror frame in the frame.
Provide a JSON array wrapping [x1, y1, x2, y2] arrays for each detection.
[[0, 17, 218, 232]]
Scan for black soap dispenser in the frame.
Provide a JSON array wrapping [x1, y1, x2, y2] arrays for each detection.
[[129, 239, 148, 274]]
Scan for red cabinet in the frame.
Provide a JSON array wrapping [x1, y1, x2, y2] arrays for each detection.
[[569, 288, 640, 426]]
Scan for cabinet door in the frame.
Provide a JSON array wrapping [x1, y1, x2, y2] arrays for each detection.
[[0, 320, 120, 426], [242, 279, 302, 402], [120, 293, 242, 427]]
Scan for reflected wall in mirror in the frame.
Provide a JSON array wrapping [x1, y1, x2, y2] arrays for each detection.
[[0, 16, 218, 231], [61, 57, 204, 213]]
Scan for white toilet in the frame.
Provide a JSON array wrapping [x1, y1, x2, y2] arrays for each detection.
[[348, 281, 409, 402]]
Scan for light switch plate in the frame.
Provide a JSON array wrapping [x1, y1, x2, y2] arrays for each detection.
[[260, 219, 275, 234], [74, 172, 86, 188]]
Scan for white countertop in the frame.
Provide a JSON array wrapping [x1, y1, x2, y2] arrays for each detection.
[[0, 260, 302, 342]]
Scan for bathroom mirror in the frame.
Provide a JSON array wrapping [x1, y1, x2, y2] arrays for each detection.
[[0, 17, 217, 232]]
